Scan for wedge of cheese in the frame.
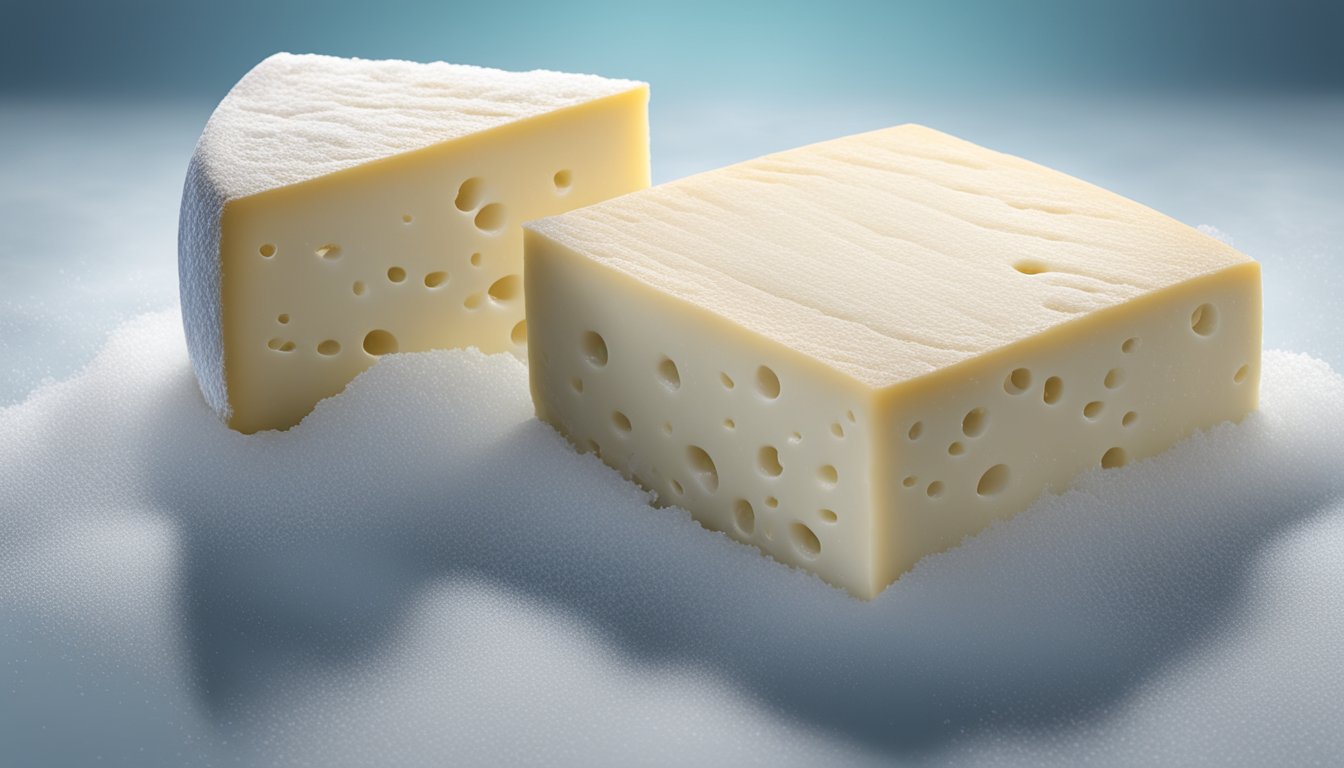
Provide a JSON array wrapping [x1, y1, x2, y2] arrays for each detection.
[[523, 124, 1260, 599], [179, 53, 649, 433]]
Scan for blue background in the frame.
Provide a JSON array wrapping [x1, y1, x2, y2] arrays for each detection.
[[4, 0, 1343, 98]]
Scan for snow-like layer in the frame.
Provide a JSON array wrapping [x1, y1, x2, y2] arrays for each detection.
[[3, 310, 1344, 765]]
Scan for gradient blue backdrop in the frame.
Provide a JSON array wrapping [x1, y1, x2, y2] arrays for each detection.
[[3, 0, 1342, 99]]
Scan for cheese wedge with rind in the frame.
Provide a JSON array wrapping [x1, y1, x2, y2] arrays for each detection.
[[179, 52, 649, 432], [523, 124, 1260, 598]]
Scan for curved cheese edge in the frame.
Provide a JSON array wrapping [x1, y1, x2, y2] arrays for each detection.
[[178, 53, 646, 426]]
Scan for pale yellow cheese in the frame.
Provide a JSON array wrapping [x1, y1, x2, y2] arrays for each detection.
[[523, 124, 1260, 599], [179, 54, 650, 433]]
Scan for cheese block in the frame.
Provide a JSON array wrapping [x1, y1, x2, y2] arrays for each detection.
[[523, 124, 1261, 599], [179, 53, 649, 433]]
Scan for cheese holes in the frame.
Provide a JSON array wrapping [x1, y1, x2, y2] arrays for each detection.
[[276, 314, 289, 324], [687, 446, 719, 493], [1191, 303, 1218, 336], [1123, 410, 1138, 427], [1122, 337, 1140, 353], [948, 441, 965, 456], [511, 320, 527, 346], [720, 372, 735, 390], [352, 281, 366, 296], [317, 340, 341, 356], [315, 244, 341, 260], [819, 508, 838, 523], [902, 475, 918, 488], [1043, 376, 1063, 405], [926, 481, 945, 499], [570, 377, 584, 394], [424, 271, 448, 288], [1234, 364, 1250, 383], [1004, 368, 1032, 395], [470, 252, 482, 267], [733, 499, 756, 536], [611, 410, 632, 434], [758, 446, 783, 477], [723, 418, 735, 430], [362, 329, 398, 356], [259, 243, 276, 258], [553, 169, 573, 191], [657, 357, 681, 390], [463, 293, 483, 310], [831, 422, 845, 438], [1013, 259, 1049, 275], [474, 203, 506, 234], [1101, 447, 1129, 469], [455, 177, 484, 211], [387, 266, 406, 283], [582, 331, 608, 367], [962, 407, 987, 437], [756, 366, 781, 399], [977, 464, 1010, 496], [401, 213, 413, 224], [907, 421, 924, 440], [1104, 368, 1126, 389], [1083, 401, 1104, 420], [670, 479, 684, 496], [267, 338, 295, 352], [488, 274, 522, 303], [790, 523, 821, 559], [817, 465, 838, 487], [765, 496, 779, 509], [847, 410, 856, 423]]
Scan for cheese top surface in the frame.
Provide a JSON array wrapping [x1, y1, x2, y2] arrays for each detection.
[[194, 52, 645, 202], [527, 124, 1254, 390]]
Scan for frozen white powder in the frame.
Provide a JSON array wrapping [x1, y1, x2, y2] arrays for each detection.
[[2, 310, 1343, 766]]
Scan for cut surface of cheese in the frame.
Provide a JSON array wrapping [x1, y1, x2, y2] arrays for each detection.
[[523, 124, 1260, 599], [179, 53, 649, 432]]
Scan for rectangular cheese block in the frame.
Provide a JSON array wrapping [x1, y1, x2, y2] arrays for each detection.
[[522, 124, 1261, 599], [179, 54, 650, 433]]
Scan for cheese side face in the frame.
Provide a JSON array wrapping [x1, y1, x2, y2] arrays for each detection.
[[523, 124, 1261, 598], [179, 53, 649, 432]]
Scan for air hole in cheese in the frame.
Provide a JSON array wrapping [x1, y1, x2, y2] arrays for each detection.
[[488, 274, 521, 302], [657, 357, 681, 390], [1191, 303, 1218, 336], [790, 523, 821, 559], [758, 446, 783, 477], [687, 445, 718, 492], [1004, 368, 1032, 395], [455, 177, 484, 212], [733, 499, 755, 535], [582, 331, 608, 367], [1101, 446, 1129, 469], [756, 366, 780, 400], [1043, 376, 1064, 405], [362, 329, 397, 356]]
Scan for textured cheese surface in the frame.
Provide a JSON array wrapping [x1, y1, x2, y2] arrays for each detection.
[[194, 53, 644, 201], [179, 53, 648, 430], [524, 125, 1260, 597], [529, 124, 1254, 389]]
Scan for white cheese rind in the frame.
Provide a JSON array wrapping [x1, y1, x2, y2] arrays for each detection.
[[523, 125, 1261, 598], [178, 53, 648, 431]]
